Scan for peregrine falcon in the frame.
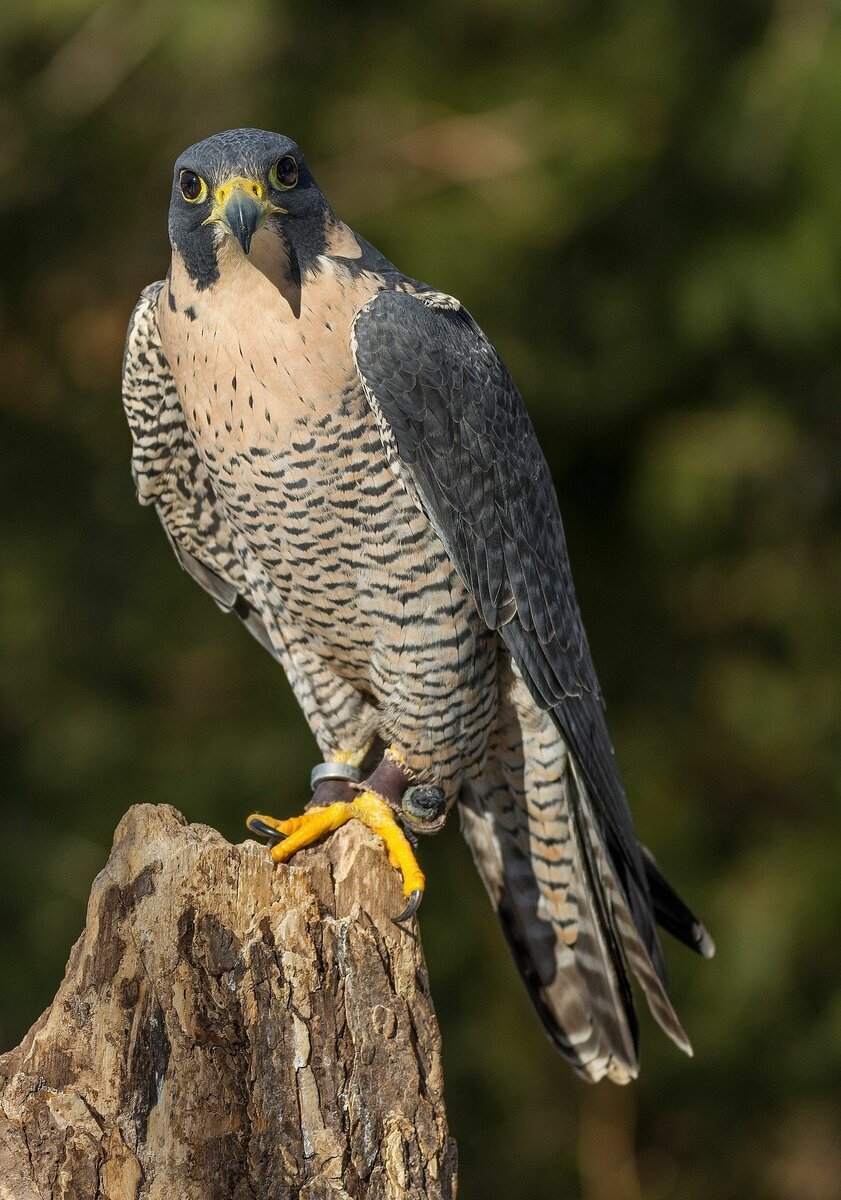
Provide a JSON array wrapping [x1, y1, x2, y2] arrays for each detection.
[[122, 128, 713, 1084]]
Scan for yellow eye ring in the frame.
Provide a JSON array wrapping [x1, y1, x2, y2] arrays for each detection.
[[269, 156, 298, 190], [179, 170, 208, 203]]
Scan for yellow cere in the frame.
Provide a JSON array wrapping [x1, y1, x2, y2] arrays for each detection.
[[203, 176, 288, 228], [214, 176, 265, 207]]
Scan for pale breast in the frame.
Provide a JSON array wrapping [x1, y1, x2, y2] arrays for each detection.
[[158, 233, 388, 453]]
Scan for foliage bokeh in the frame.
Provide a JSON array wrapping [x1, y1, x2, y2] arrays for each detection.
[[1, 2, 839, 1197]]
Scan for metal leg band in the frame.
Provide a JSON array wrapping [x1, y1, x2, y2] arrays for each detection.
[[310, 761, 364, 790]]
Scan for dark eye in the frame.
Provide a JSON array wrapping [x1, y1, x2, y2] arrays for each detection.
[[270, 156, 298, 190], [179, 170, 207, 203]]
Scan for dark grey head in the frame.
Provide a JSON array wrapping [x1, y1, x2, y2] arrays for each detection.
[[168, 128, 332, 289]]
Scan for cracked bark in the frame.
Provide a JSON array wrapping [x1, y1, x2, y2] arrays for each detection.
[[0, 804, 456, 1200]]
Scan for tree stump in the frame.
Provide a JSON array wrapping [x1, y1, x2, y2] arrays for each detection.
[[0, 804, 456, 1200]]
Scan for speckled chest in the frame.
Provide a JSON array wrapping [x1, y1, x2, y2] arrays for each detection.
[[156, 241, 459, 660]]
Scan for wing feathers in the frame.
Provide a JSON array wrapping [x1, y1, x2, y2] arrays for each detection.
[[122, 282, 279, 662], [354, 288, 710, 1073], [641, 846, 716, 959]]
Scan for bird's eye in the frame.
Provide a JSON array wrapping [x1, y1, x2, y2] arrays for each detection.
[[270, 156, 298, 190], [179, 170, 207, 203]]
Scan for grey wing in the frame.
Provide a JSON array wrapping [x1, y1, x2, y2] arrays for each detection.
[[121, 282, 278, 661], [352, 290, 710, 988]]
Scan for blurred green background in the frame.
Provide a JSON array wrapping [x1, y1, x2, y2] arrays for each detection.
[[1, 1, 839, 1197]]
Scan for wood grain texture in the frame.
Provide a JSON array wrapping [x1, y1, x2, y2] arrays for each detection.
[[0, 805, 455, 1200]]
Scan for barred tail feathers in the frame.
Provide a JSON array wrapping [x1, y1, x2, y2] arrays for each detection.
[[460, 669, 693, 1082]]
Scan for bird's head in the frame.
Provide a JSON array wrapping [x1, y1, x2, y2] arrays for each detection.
[[168, 128, 331, 290]]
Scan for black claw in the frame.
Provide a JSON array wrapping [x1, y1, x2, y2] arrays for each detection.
[[246, 816, 285, 845], [394, 889, 423, 925]]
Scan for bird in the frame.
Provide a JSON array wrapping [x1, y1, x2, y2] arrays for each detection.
[[121, 127, 713, 1085]]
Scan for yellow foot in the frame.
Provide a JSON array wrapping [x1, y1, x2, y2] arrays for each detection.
[[247, 791, 425, 923]]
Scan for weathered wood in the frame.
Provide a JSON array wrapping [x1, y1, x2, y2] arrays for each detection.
[[0, 804, 456, 1199]]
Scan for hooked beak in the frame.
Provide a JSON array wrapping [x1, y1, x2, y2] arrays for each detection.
[[222, 191, 263, 255], [205, 176, 285, 255]]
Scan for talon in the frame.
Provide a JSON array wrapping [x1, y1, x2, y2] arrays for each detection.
[[246, 814, 287, 843], [246, 791, 426, 917], [394, 888, 423, 925], [268, 802, 351, 863]]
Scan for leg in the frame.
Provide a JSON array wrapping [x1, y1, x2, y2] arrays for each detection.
[[246, 626, 470, 919], [275, 630, 381, 768]]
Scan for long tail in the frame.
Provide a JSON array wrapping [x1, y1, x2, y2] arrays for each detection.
[[460, 663, 710, 1083]]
